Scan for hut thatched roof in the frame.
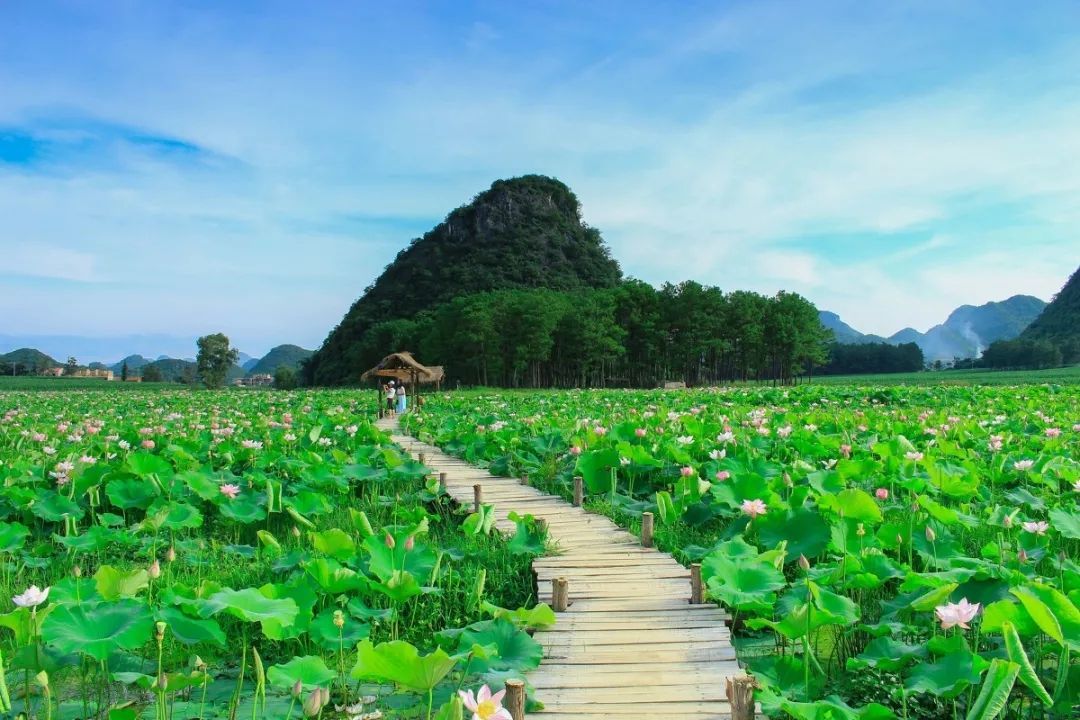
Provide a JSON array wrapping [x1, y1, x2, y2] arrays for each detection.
[[360, 352, 440, 383]]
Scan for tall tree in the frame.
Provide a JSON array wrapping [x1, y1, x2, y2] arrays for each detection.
[[196, 333, 239, 389]]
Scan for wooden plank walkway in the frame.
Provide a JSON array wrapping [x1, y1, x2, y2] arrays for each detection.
[[378, 416, 745, 720]]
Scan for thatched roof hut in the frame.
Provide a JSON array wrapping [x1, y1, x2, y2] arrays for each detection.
[[361, 352, 443, 386]]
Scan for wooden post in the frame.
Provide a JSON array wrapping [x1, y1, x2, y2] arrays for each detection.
[[438, 472, 447, 492], [552, 577, 569, 612], [641, 511, 655, 548], [690, 563, 703, 604], [418, 452, 426, 465], [727, 675, 755, 720], [520, 473, 530, 486], [473, 484, 483, 513], [504, 679, 526, 720], [573, 476, 583, 507], [535, 518, 548, 537]]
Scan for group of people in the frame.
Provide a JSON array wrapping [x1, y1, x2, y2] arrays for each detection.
[[384, 380, 407, 415]]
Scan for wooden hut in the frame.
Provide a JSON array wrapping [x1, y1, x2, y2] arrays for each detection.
[[360, 352, 442, 415]]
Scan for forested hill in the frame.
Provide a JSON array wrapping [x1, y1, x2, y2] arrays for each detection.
[[305, 175, 622, 384]]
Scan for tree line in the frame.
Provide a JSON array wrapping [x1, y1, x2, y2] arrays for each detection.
[[819, 342, 924, 376], [305, 280, 839, 388]]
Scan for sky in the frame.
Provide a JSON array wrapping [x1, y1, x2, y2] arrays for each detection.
[[2, 1, 1079, 359]]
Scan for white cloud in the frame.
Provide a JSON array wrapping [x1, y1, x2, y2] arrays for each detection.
[[0, 242, 98, 282]]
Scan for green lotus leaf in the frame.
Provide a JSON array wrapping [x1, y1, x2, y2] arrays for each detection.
[[308, 608, 370, 650], [456, 618, 543, 673], [201, 588, 298, 630], [303, 559, 366, 595], [42, 599, 154, 661], [821, 488, 882, 524], [105, 478, 158, 510], [126, 452, 172, 478], [0, 522, 29, 553], [310, 528, 356, 560], [847, 637, 927, 672], [1048, 507, 1080, 540], [31, 490, 85, 522], [156, 606, 225, 647], [905, 647, 988, 698], [364, 528, 436, 582], [756, 507, 830, 561], [94, 566, 149, 601], [267, 655, 336, 691], [351, 639, 456, 692]]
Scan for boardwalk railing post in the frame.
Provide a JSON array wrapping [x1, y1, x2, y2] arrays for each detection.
[[438, 472, 447, 492], [552, 577, 569, 612], [727, 675, 755, 720], [504, 679, 526, 720], [690, 563, 703, 604], [573, 476, 583, 507], [418, 451, 426, 465], [473, 484, 483, 513], [521, 473, 530, 486], [641, 511, 655, 548]]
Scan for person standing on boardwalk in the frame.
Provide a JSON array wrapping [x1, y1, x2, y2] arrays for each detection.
[[385, 381, 396, 416], [396, 382, 407, 414]]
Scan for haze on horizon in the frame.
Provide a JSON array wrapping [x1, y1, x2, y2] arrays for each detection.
[[2, 1, 1078, 357]]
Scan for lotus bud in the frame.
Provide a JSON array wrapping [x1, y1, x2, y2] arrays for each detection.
[[34, 670, 48, 688], [783, 473, 793, 488], [896, 534, 903, 545], [194, 656, 208, 672], [166, 546, 177, 563], [73, 565, 82, 578], [404, 535, 415, 552], [384, 532, 396, 549], [798, 554, 810, 571], [291, 679, 303, 698], [303, 689, 325, 717], [148, 559, 162, 579], [156, 673, 168, 690], [333, 610, 345, 629], [1018, 548, 1028, 563], [292, 526, 301, 538], [856, 523, 866, 537], [155, 621, 167, 642], [925, 526, 936, 542], [1004, 514, 1013, 528]]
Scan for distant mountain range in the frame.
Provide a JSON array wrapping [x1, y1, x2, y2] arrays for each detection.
[[1, 343, 312, 381], [820, 295, 1047, 361]]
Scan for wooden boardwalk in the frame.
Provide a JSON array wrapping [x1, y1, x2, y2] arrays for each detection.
[[379, 417, 745, 720]]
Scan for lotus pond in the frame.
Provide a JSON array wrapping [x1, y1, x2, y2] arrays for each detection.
[[0, 390, 552, 720], [402, 384, 1080, 719]]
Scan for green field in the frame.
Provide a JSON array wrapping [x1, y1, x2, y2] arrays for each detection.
[[809, 364, 1080, 385], [0, 376, 181, 391]]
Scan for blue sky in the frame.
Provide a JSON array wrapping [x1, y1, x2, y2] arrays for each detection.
[[2, 1, 1078, 358]]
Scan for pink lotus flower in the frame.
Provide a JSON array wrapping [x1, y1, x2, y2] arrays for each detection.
[[935, 598, 980, 630], [141, 439, 155, 450], [875, 488, 888, 500], [680, 466, 694, 478], [459, 684, 511, 720], [741, 499, 768, 518], [593, 426, 608, 437], [1045, 428, 1061, 438], [1013, 459, 1034, 471], [569, 446, 581, 456], [840, 444, 851, 458], [1022, 520, 1049, 535], [715, 470, 730, 481], [635, 427, 647, 438], [219, 483, 241, 500], [904, 451, 924, 461]]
